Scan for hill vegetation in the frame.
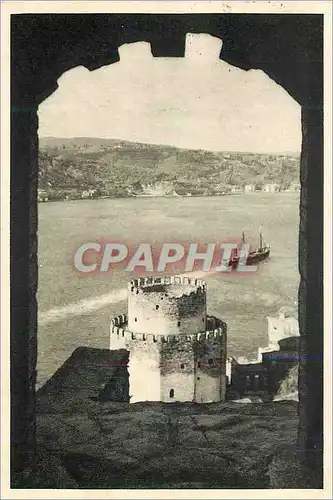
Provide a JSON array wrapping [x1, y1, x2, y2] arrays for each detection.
[[39, 137, 300, 201]]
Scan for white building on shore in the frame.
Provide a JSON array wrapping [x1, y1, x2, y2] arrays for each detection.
[[244, 184, 256, 192], [263, 183, 279, 193]]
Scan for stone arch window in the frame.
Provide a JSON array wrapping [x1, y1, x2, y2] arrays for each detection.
[[134, 317, 137, 322], [9, 14, 324, 485], [177, 321, 181, 327], [208, 358, 213, 365], [169, 389, 174, 398], [181, 363, 185, 369], [197, 361, 201, 368], [156, 304, 159, 310]]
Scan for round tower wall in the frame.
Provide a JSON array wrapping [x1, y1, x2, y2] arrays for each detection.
[[126, 337, 161, 403], [109, 293, 227, 404], [160, 335, 196, 402], [128, 277, 207, 335], [194, 325, 227, 403]]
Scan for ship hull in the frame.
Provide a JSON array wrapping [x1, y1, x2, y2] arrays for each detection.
[[230, 248, 270, 268]]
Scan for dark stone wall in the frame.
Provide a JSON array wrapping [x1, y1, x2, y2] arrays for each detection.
[[298, 105, 323, 476], [10, 14, 323, 486], [10, 106, 39, 474]]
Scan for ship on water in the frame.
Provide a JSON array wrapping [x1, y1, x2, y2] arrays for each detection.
[[230, 228, 270, 268]]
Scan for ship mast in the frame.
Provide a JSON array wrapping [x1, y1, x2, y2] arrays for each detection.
[[259, 226, 263, 250]]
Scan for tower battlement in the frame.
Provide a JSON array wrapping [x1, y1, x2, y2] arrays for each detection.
[[128, 275, 207, 335], [109, 278, 227, 404], [110, 321, 225, 345], [128, 275, 207, 292], [111, 314, 127, 327]]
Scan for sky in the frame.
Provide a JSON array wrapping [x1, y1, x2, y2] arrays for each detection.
[[38, 33, 301, 154]]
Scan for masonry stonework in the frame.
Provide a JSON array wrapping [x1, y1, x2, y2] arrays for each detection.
[[128, 277, 207, 335], [110, 277, 227, 403]]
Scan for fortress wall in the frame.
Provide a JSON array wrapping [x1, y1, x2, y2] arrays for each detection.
[[195, 328, 227, 403], [160, 372, 195, 402], [110, 292, 227, 404], [109, 326, 127, 350], [109, 328, 227, 404], [195, 371, 225, 403], [195, 329, 226, 374], [126, 337, 161, 403], [128, 278, 206, 335], [160, 335, 195, 402], [110, 315, 128, 350]]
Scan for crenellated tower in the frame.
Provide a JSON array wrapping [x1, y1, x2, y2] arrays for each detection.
[[110, 276, 227, 403]]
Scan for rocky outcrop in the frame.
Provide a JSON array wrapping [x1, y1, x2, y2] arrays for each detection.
[[36, 399, 299, 489], [274, 365, 299, 402], [31, 346, 300, 488]]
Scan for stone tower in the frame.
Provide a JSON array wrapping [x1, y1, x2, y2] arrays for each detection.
[[110, 276, 227, 403]]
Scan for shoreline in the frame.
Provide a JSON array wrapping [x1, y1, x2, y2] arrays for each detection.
[[38, 191, 299, 203]]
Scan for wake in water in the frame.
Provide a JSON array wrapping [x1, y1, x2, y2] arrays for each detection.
[[38, 289, 128, 325], [38, 270, 215, 325]]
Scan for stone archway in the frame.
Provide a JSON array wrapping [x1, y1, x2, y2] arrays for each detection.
[[10, 14, 323, 486]]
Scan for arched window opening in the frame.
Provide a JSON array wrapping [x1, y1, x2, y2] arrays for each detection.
[[36, 34, 301, 396], [169, 389, 174, 398]]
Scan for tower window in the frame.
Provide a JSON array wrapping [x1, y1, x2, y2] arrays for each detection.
[[156, 305, 159, 310], [208, 358, 213, 365], [177, 321, 181, 327], [181, 363, 185, 369], [134, 317, 137, 322], [169, 389, 174, 398], [198, 362, 201, 368], [197, 377, 200, 381]]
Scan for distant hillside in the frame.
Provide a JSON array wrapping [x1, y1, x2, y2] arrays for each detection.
[[38, 137, 300, 200]]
